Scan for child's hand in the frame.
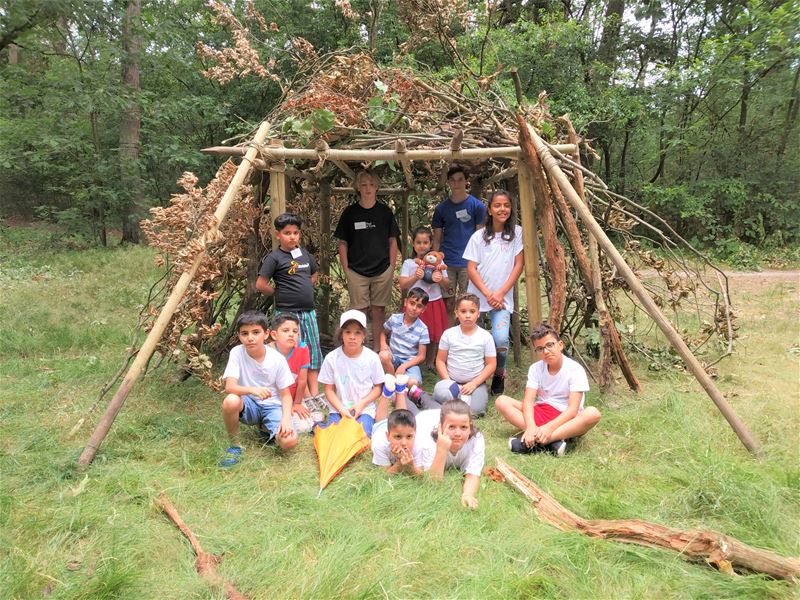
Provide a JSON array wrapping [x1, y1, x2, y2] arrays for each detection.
[[534, 423, 555, 444], [277, 417, 294, 438], [436, 424, 452, 451], [292, 403, 310, 419], [431, 270, 443, 283], [340, 407, 355, 419], [459, 381, 477, 396], [521, 426, 539, 448], [396, 447, 413, 466], [486, 290, 505, 310], [461, 495, 478, 509], [395, 364, 407, 375], [415, 266, 425, 279], [351, 405, 363, 419], [251, 387, 272, 400]]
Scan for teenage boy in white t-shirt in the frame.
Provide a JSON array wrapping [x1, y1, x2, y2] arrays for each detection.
[[219, 311, 298, 467], [496, 322, 602, 456]]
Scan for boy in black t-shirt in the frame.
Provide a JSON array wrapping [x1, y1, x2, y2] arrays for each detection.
[[334, 170, 401, 351], [256, 212, 323, 396]]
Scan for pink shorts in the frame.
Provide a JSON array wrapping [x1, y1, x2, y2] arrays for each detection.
[[534, 403, 562, 426]]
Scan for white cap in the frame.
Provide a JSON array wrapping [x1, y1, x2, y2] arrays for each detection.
[[339, 309, 367, 329]]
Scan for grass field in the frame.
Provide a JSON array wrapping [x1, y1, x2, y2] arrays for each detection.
[[1, 223, 798, 599]]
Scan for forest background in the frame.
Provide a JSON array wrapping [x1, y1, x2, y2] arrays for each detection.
[[1, 0, 798, 267]]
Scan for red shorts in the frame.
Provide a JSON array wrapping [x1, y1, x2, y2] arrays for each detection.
[[534, 403, 562, 426], [419, 297, 448, 343]]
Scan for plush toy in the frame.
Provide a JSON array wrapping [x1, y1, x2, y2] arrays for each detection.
[[415, 250, 447, 284]]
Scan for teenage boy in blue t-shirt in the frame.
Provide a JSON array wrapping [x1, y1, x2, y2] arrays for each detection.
[[432, 164, 487, 322]]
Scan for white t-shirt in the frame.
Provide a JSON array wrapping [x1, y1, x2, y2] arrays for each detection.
[[400, 258, 448, 302], [462, 225, 523, 312], [222, 344, 295, 407], [318, 346, 385, 418], [526, 355, 590, 413], [371, 418, 436, 469], [438, 325, 496, 383], [414, 409, 484, 476]]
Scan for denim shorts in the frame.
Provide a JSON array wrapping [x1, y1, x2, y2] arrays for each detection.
[[239, 395, 294, 438]]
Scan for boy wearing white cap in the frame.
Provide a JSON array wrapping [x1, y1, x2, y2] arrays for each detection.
[[318, 309, 399, 437]]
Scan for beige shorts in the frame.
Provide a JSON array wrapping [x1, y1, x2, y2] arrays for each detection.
[[442, 265, 469, 299], [346, 265, 394, 309]]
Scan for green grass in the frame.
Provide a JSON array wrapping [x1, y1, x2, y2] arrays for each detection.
[[1, 224, 798, 599]]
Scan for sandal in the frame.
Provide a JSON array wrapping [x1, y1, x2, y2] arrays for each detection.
[[218, 446, 242, 468]]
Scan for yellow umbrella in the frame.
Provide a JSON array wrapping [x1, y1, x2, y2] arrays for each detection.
[[313, 417, 370, 494]]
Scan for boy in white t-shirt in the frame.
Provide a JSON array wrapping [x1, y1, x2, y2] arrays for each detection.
[[371, 409, 434, 475], [496, 323, 602, 456], [219, 311, 298, 467]]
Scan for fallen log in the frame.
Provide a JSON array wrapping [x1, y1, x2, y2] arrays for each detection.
[[495, 458, 800, 582], [156, 495, 249, 600]]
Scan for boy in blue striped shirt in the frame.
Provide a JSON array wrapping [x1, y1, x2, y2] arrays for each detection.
[[379, 288, 430, 387]]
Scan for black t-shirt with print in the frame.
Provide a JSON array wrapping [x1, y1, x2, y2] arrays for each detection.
[[258, 246, 318, 310], [333, 202, 400, 277]]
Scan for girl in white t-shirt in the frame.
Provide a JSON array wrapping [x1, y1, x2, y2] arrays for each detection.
[[318, 309, 385, 437], [426, 293, 496, 416], [399, 226, 449, 368], [463, 190, 524, 397], [425, 400, 485, 509]]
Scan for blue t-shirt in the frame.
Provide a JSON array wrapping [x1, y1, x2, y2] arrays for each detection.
[[384, 313, 430, 362], [431, 195, 486, 268]]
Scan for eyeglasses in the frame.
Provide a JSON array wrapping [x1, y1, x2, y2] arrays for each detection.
[[534, 341, 558, 354]]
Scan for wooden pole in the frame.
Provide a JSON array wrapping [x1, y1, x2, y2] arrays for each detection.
[[268, 141, 288, 250], [518, 121, 762, 456], [77, 121, 272, 469], [517, 163, 542, 362], [511, 187, 522, 367], [400, 190, 409, 262], [202, 144, 577, 162], [318, 179, 332, 336]]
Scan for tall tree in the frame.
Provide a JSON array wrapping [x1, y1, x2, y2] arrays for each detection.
[[119, 0, 142, 243]]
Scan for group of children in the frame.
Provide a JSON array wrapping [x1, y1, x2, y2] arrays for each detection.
[[219, 165, 602, 508]]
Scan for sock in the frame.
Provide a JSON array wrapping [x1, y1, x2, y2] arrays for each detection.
[[395, 374, 408, 394], [382, 374, 396, 398]]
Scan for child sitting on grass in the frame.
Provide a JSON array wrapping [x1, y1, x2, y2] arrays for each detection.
[[371, 408, 434, 475], [419, 400, 484, 509], [219, 311, 298, 467], [422, 293, 496, 416], [378, 288, 430, 385], [318, 309, 385, 437], [496, 322, 602, 456], [267, 313, 320, 434]]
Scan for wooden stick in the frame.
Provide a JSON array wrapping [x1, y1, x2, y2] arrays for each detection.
[[156, 495, 249, 600], [318, 179, 332, 336], [269, 169, 288, 250], [332, 160, 355, 181], [395, 139, 416, 191], [495, 459, 800, 581], [77, 121, 272, 469], [517, 120, 761, 456], [202, 144, 577, 163], [517, 164, 542, 358]]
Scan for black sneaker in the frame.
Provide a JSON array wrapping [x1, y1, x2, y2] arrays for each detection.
[[508, 436, 541, 454], [491, 372, 506, 395], [546, 439, 567, 457]]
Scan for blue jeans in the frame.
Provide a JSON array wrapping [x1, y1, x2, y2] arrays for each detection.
[[483, 308, 510, 374]]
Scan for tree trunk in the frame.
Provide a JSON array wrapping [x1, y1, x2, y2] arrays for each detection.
[[7, 43, 18, 64], [119, 0, 143, 244], [778, 63, 800, 157]]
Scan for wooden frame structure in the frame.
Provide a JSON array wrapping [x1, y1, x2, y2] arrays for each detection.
[[77, 111, 761, 468]]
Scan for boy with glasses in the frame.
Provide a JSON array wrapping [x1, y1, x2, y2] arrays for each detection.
[[495, 323, 602, 456]]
